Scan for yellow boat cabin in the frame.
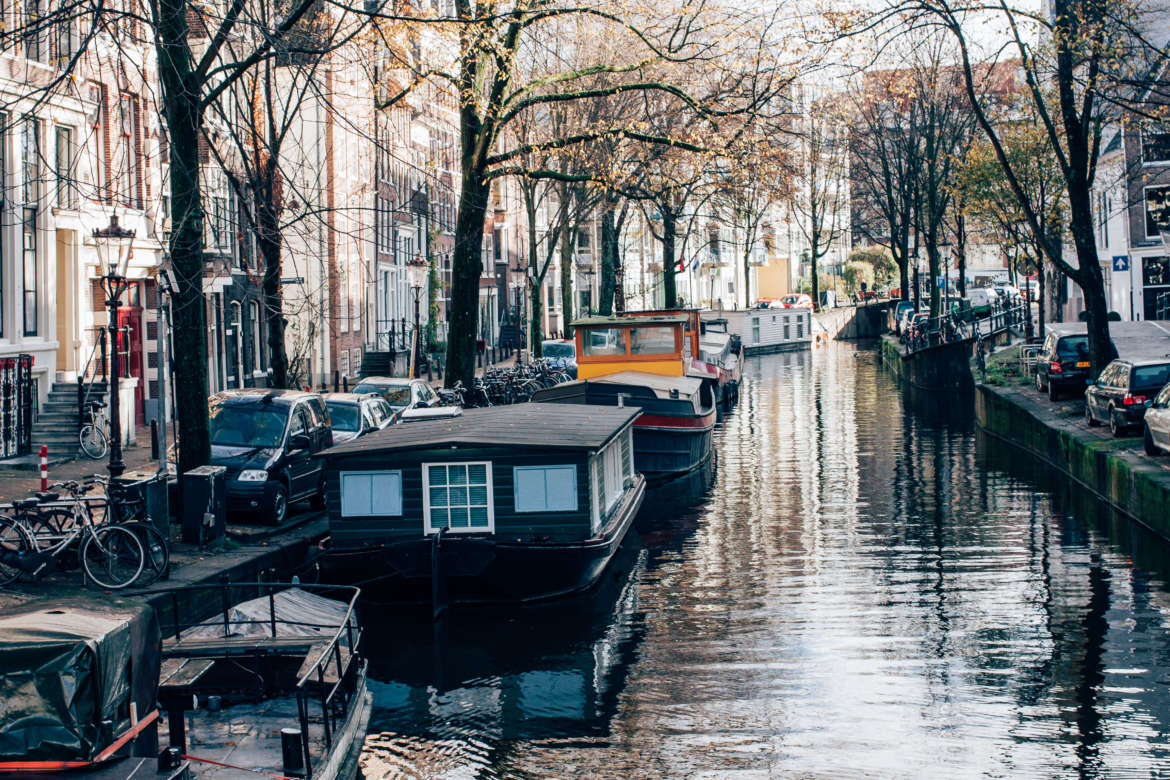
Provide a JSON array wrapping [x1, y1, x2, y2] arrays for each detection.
[[574, 314, 692, 379]]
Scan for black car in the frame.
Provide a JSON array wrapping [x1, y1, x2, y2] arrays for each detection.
[[322, 392, 395, 445], [209, 389, 333, 524], [1034, 326, 1091, 400], [1084, 358, 1170, 437]]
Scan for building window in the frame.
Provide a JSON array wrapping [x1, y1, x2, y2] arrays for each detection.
[[117, 95, 138, 208], [22, 118, 38, 204], [339, 349, 350, 377], [54, 125, 76, 208], [1142, 125, 1170, 164], [250, 300, 262, 372], [514, 465, 578, 512], [23, 208, 37, 336], [351, 347, 361, 376], [341, 470, 403, 517], [423, 461, 493, 533], [88, 85, 106, 201], [24, 0, 43, 62], [54, 9, 77, 67], [1147, 186, 1170, 241]]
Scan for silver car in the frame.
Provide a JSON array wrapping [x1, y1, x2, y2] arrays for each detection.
[[1143, 383, 1170, 455]]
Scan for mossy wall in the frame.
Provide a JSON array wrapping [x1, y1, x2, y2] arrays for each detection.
[[976, 385, 1170, 540]]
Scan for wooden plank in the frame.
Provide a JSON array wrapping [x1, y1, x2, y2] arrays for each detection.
[[297, 643, 353, 686], [159, 657, 215, 689], [163, 635, 318, 655]]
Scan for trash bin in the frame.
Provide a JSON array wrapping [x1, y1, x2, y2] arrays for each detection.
[[181, 465, 226, 546], [114, 470, 170, 537]]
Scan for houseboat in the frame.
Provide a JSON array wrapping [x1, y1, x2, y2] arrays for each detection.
[[698, 325, 742, 403], [703, 307, 812, 354], [532, 372, 716, 482], [317, 404, 646, 608], [615, 308, 739, 403]]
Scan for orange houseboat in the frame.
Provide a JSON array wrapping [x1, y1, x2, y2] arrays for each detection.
[[532, 314, 716, 482], [613, 309, 740, 404]]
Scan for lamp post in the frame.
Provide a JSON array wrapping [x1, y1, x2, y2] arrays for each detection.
[[406, 257, 428, 379], [93, 214, 136, 478]]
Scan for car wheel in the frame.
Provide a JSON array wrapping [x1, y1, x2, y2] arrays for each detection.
[[1145, 425, 1161, 456], [309, 477, 327, 510], [1084, 402, 1098, 427], [1108, 406, 1123, 438], [1048, 381, 1060, 402], [270, 484, 289, 526]]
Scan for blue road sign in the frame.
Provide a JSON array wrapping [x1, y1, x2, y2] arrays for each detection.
[[1112, 255, 1130, 272]]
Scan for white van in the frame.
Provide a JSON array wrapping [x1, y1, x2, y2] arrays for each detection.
[[967, 288, 994, 316]]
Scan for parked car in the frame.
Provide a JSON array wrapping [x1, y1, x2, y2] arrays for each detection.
[[1034, 326, 1092, 400], [350, 376, 439, 413], [1085, 358, 1170, 436], [781, 293, 813, 309], [322, 392, 396, 445], [898, 307, 920, 342], [209, 389, 332, 524], [967, 288, 994, 317], [893, 301, 914, 334], [903, 312, 930, 343], [1142, 383, 1170, 455], [541, 339, 578, 378]]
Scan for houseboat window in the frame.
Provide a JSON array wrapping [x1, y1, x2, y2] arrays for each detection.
[[581, 328, 626, 356], [629, 326, 677, 355], [340, 470, 402, 517], [603, 440, 623, 511], [783, 318, 790, 340], [514, 465, 578, 512], [424, 462, 493, 533], [797, 317, 804, 339], [751, 317, 760, 344], [621, 431, 632, 478]]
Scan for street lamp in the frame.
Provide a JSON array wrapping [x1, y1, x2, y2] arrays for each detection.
[[93, 214, 136, 478], [406, 257, 428, 378]]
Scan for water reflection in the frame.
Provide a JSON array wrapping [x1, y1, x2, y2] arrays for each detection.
[[360, 342, 1170, 778]]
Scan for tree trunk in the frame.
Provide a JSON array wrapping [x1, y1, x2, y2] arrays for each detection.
[[743, 247, 752, 308], [927, 240, 940, 320], [156, 0, 210, 474], [955, 213, 968, 297], [255, 181, 288, 388], [599, 206, 617, 316], [529, 282, 543, 358], [662, 210, 678, 308], [1068, 188, 1116, 374], [560, 227, 574, 338], [445, 173, 489, 388], [810, 251, 820, 312], [1037, 262, 1046, 340]]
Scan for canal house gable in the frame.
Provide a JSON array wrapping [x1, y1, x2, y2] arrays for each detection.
[[321, 405, 639, 549]]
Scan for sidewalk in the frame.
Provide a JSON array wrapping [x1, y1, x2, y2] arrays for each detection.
[[0, 430, 159, 505]]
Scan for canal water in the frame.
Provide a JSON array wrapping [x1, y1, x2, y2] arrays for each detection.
[[359, 342, 1170, 778]]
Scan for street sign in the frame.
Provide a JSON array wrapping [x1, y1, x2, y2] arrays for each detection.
[[1112, 255, 1130, 272], [280, 277, 305, 285]]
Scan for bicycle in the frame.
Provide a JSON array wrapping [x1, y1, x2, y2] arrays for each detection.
[[0, 481, 145, 589], [89, 474, 170, 586], [79, 400, 110, 460]]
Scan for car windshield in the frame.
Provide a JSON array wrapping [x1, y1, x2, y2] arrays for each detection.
[[353, 383, 412, 408], [543, 342, 575, 359], [1056, 337, 1089, 359], [782, 296, 799, 304], [1134, 364, 1170, 392], [326, 403, 360, 431], [210, 404, 287, 448]]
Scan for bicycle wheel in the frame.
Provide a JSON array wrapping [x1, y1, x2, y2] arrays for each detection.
[[80, 525, 144, 589], [122, 522, 169, 586], [0, 515, 35, 586], [79, 423, 109, 460]]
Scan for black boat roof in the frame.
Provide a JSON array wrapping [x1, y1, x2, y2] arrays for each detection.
[[321, 403, 639, 457]]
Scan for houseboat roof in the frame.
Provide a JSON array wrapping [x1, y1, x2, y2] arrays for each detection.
[[320, 403, 639, 457], [574, 313, 690, 328]]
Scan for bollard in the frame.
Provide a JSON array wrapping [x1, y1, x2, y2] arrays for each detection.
[[281, 728, 305, 776], [342, 376, 349, 392], [40, 445, 47, 491], [332, 370, 339, 392], [150, 420, 159, 460]]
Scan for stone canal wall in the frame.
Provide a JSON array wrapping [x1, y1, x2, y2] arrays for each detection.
[[975, 384, 1170, 540], [878, 335, 974, 392]]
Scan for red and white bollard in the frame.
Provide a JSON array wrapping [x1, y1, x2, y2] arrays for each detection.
[[40, 445, 48, 492]]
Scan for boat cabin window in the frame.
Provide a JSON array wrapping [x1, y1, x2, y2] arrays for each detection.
[[629, 326, 678, 355], [514, 465, 578, 512], [424, 462, 494, 533], [582, 328, 626, 356], [340, 470, 403, 516]]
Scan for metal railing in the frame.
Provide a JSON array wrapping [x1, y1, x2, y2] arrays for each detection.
[[905, 303, 1026, 355]]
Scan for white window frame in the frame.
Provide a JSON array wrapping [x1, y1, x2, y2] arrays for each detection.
[[514, 465, 578, 513], [340, 470, 403, 517], [422, 461, 495, 534]]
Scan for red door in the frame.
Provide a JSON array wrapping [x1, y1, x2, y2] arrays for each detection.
[[117, 306, 146, 425]]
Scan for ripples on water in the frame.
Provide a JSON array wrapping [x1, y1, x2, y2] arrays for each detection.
[[360, 342, 1170, 779]]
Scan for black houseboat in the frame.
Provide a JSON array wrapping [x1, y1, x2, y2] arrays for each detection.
[[317, 404, 646, 607], [532, 371, 716, 483]]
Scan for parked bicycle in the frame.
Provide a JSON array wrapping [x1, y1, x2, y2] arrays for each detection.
[[79, 400, 110, 459], [88, 474, 170, 586], [0, 480, 145, 589]]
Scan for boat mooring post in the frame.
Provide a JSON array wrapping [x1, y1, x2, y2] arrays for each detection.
[[281, 728, 305, 776], [431, 526, 449, 621]]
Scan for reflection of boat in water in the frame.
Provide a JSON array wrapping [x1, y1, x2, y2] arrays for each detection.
[[359, 541, 647, 763]]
